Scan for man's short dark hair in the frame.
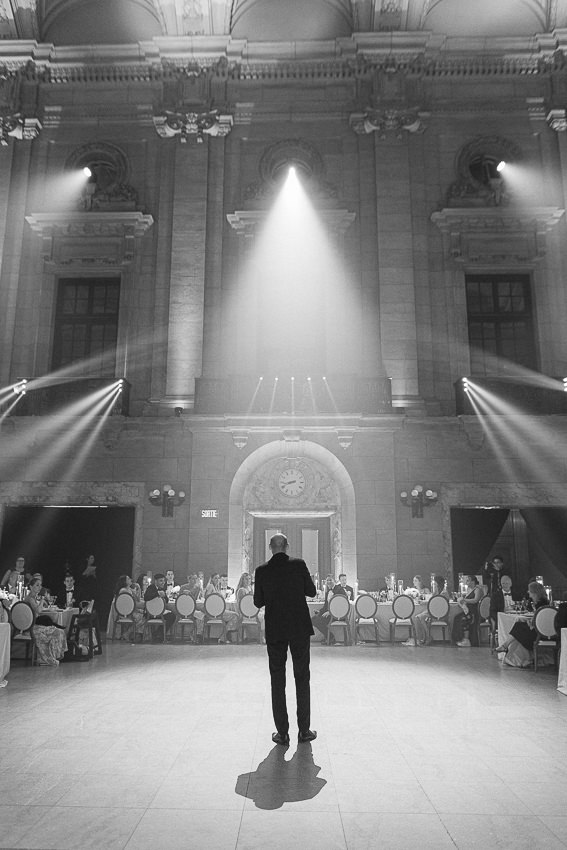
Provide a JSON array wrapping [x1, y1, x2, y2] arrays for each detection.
[[154, 573, 165, 581], [338, 573, 347, 579]]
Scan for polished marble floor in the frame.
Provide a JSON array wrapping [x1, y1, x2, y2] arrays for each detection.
[[1, 641, 566, 850]]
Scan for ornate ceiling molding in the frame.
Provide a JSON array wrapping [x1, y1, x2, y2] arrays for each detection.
[[431, 207, 565, 264], [350, 106, 426, 136], [153, 109, 233, 141], [227, 208, 356, 238]]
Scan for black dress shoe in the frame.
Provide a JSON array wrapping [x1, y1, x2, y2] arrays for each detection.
[[298, 729, 317, 743], [272, 732, 290, 746]]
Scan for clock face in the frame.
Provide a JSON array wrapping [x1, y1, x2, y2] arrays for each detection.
[[278, 468, 306, 497]]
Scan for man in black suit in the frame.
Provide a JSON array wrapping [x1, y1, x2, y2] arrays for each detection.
[[254, 533, 318, 746], [332, 573, 354, 601]]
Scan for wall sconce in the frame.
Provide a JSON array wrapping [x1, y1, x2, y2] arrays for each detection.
[[149, 485, 186, 517], [399, 485, 438, 518]]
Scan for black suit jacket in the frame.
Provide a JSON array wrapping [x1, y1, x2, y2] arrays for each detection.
[[332, 583, 354, 601], [253, 552, 317, 643]]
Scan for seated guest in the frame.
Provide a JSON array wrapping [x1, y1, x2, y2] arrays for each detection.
[[311, 576, 336, 643], [332, 573, 354, 601], [144, 573, 176, 635], [452, 575, 484, 647], [219, 574, 234, 598], [412, 575, 431, 599], [410, 574, 450, 646], [235, 572, 252, 603], [57, 573, 76, 609], [204, 573, 221, 597], [114, 575, 145, 637], [179, 574, 201, 601], [496, 581, 550, 666], [489, 573, 517, 626], [25, 577, 68, 666], [130, 579, 142, 604]]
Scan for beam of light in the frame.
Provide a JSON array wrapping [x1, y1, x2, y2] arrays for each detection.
[[226, 164, 358, 384], [24, 384, 121, 482], [496, 161, 506, 172], [22, 329, 166, 391], [268, 377, 278, 417], [0, 394, 24, 423], [290, 376, 295, 416], [322, 376, 344, 422], [34, 168, 94, 213], [245, 376, 264, 417], [466, 352, 565, 393], [0, 382, 122, 478], [489, 161, 543, 206], [46, 389, 120, 497], [462, 381, 567, 482]]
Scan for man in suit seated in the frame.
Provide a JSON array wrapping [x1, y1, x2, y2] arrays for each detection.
[[144, 573, 176, 636], [332, 573, 354, 601]]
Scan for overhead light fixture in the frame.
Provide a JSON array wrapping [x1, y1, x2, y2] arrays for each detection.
[[400, 485, 438, 519], [149, 484, 186, 518]]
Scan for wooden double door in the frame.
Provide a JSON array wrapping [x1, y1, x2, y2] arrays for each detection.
[[253, 517, 331, 579]]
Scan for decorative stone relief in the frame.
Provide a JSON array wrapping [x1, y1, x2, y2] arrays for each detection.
[[245, 457, 339, 513], [547, 108, 567, 132], [431, 207, 564, 264], [25, 212, 154, 266], [349, 107, 425, 137], [153, 110, 233, 142], [0, 113, 41, 145], [447, 136, 522, 208], [65, 143, 138, 212]]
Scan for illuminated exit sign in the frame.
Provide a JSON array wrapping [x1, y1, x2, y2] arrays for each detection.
[[201, 509, 219, 518]]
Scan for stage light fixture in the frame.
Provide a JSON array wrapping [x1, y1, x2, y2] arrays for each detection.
[[563, 377, 567, 392], [82, 166, 92, 178], [13, 379, 28, 395], [462, 376, 470, 394], [496, 161, 506, 172]]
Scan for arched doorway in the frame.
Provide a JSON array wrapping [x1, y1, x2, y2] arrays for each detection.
[[227, 439, 356, 588]]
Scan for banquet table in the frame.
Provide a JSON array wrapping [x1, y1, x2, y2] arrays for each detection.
[[41, 607, 79, 631], [558, 629, 567, 696], [357, 600, 461, 643], [0, 622, 10, 686]]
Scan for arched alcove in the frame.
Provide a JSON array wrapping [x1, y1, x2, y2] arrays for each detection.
[[227, 439, 356, 587]]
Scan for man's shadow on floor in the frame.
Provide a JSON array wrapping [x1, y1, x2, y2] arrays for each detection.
[[235, 743, 327, 810]]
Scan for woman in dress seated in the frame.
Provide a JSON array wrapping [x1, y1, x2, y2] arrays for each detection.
[[452, 575, 484, 647], [412, 574, 450, 646], [204, 573, 221, 597], [412, 574, 431, 600], [496, 581, 549, 667], [25, 577, 68, 666], [235, 572, 252, 604], [113, 575, 145, 638]]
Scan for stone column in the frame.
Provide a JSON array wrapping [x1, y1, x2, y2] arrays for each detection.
[[0, 142, 32, 384], [164, 141, 209, 406], [201, 137, 226, 378], [375, 135, 421, 406]]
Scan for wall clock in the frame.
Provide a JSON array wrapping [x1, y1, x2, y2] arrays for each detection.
[[278, 468, 306, 497]]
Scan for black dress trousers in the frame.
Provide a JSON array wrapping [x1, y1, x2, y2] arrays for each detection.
[[266, 636, 311, 736]]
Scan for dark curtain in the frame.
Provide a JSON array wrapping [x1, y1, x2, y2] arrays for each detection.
[[450, 508, 509, 580], [520, 508, 567, 584], [0, 506, 135, 626]]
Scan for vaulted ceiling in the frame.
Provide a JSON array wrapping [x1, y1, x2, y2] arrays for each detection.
[[1, 0, 567, 45]]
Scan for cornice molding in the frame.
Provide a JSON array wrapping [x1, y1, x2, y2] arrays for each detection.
[[25, 212, 154, 265], [3, 30, 567, 84], [431, 207, 565, 264]]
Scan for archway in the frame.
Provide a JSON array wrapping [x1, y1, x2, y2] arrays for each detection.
[[227, 439, 356, 588]]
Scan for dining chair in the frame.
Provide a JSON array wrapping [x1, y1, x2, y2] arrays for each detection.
[[477, 595, 494, 649], [237, 593, 262, 644], [354, 594, 379, 645], [111, 592, 137, 641], [327, 594, 351, 645], [68, 608, 103, 657], [174, 594, 198, 642], [533, 606, 559, 672], [203, 592, 227, 643], [389, 595, 416, 643], [426, 594, 451, 644], [142, 595, 167, 643], [9, 601, 37, 665]]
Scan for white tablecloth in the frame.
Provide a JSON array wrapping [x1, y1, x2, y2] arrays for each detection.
[[496, 611, 533, 658], [558, 628, 567, 696], [0, 622, 10, 685], [356, 600, 461, 642], [42, 608, 79, 631]]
